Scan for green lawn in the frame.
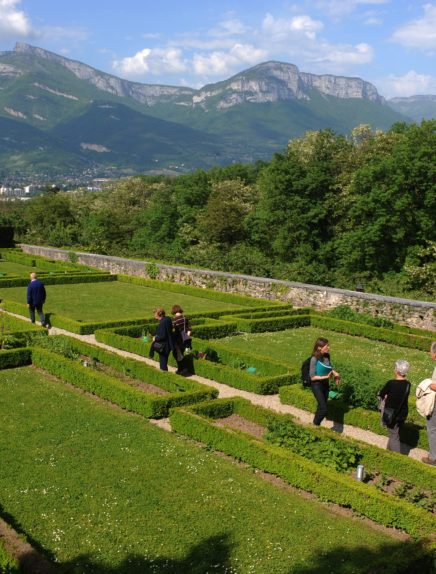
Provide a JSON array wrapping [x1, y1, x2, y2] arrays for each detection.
[[0, 366, 423, 574], [0, 281, 242, 322], [215, 327, 432, 391]]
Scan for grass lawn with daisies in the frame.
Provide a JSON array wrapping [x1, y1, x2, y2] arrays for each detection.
[[0, 365, 427, 574]]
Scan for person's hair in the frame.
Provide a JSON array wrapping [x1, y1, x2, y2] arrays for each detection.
[[171, 305, 183, 315], [431, 341, 436, 354], [395, 359, 410, 377], [312, 337, 329, 359], [154, 307, 165, 318]]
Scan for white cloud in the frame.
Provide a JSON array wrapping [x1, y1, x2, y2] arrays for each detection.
[[391, 4, 436, 51], [0, 0, 32, 39], [192, 43, 267, 76], [316, 0, 389, 18], [379, 70, 436, 97], [113, 47, 187, 77], [314, 42, 374, 68], [262, 13, 323, 40]]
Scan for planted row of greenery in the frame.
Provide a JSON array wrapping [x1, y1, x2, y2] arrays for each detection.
[[169, 398, 435, 538], [30, 346, 217, 419], [279, 384, 428, 450], [197, 397, 435, 493]]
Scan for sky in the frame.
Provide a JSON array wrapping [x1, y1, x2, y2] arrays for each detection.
[[0, 0, 435, 98]]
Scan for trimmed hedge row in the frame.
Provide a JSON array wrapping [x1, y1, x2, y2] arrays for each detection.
[[40, 334, 217, 397], [30, 347, 217, 419], [0, 272, 116, 288], [0, 348, 32, 369], [310, 315, 433, 351], [117, 274, 281, 308], [221, 313, 311, 333], [1, 249, 97, 273], [0, 313, 41, 333], [169, 398, 435, 538], [279, 384, 428, 450]]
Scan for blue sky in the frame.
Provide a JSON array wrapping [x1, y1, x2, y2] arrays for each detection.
[[1, 0, 435, 98]]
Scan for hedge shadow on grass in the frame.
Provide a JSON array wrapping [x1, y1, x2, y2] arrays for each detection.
[[55, 534, 233, 574]]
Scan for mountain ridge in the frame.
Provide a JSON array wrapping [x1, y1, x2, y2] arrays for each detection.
[[0, 43, 420, 178]]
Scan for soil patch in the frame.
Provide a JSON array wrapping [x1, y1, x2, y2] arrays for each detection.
[[79, 355, 170, 395], [214, 414, 266, 439]]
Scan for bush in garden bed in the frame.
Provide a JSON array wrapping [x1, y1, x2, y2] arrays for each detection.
[[169, 398, 435, 538], [279, 385, 428, 450], [30, 346, 217, 418]]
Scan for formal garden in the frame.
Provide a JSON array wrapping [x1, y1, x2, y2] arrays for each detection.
[[0, 249, 434, 573]]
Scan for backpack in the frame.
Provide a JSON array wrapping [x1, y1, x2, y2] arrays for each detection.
[[301, 357, 312, 387], [415, 379, 436, 417]]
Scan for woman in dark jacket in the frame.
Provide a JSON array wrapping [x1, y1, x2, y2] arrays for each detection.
[[151, 308, 174, 371], [171, 304, 193, 376], [378, 360, 411, 453], [309, 337, 341, 426]]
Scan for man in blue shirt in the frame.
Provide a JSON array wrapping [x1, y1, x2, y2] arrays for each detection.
[[27, 272, 46, 327]]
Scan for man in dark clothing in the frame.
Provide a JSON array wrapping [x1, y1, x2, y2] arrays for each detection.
[[27, 272, 46, 327]]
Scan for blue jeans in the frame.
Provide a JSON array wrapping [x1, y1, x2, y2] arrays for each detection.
[[29, 304, 45, 326], [311, 381, 329, 425]]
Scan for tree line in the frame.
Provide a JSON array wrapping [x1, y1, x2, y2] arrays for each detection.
[[1, 121, 435, 298]]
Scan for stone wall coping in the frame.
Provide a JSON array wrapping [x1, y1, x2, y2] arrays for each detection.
[[19, 244, 436, 311]]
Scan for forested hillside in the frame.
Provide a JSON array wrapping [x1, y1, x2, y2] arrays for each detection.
[[2, 121, 435, 299]]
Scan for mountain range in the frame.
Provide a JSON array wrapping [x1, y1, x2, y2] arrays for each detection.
[[0, 43, 434, 179]]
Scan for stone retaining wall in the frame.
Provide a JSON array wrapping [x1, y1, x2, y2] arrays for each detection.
[[20, 245, 435, 331]]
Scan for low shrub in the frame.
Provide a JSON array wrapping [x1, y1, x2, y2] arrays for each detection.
[[325, 305, 394, 329], [0, 347, 32, 369], [265, 417, 362, 472]]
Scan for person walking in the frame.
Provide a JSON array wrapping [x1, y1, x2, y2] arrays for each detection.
[[171, 305, 193, 376], [27, 272, 46, 327], [150, 308, 174, 371], [421, 342, 436, 466], [378, 360, 411, 453], [309, 337, 340, 426]]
